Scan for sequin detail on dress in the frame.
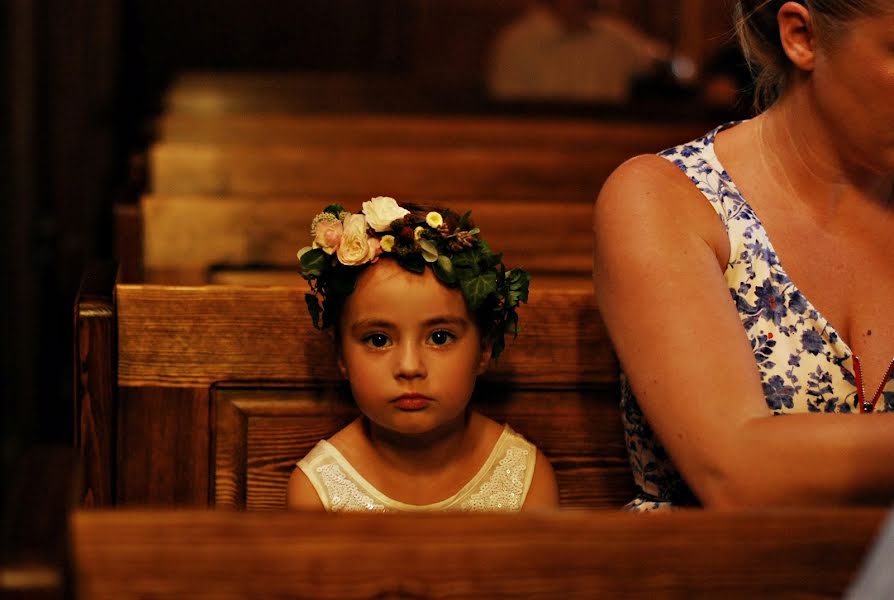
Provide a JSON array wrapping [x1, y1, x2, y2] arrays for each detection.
[[296, 424, 537, 512], [316, 464, 386, 512], [460, 446, 529, 510]]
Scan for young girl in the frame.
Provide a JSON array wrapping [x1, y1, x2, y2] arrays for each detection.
[[287, 197, 559, 512]]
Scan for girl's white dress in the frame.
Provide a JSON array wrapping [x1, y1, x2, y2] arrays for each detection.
[[296, 424, 536, 512]]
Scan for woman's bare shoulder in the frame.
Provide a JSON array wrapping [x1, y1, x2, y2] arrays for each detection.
[[594, 153, 728, 266]]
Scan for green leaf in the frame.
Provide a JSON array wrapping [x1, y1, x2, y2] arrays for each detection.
[[305, 294, 322, 329], [458, 210, 473, 231], [451, 251, 479, 278], [398, 253, 425, 274], [329, 269, 357, 295], [460, 272, 497, 310], [418, 239, 438, 262], [323, 204, 345, 217], [300, 248, 328, 277], [506, 269, 531, 306], [433, 255, 457, 284]]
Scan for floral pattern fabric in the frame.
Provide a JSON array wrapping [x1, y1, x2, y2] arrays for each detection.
[[622, 122, 894, 512]]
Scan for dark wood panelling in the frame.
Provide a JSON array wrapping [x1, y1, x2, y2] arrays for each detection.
[[74, 261, 117, 507], [72, 508, 887, 599], [214, 384, 632, 511], [116, 286, 616, 388], [116, 386, 210, 505]]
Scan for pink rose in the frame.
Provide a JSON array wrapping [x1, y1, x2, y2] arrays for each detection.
[[312, 219, 343, 255]]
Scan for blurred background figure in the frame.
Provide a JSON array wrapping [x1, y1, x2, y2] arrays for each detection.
[[486, 0, 671, 103]]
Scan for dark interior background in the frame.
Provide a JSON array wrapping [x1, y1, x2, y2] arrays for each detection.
[[0, 0, 741, 472]]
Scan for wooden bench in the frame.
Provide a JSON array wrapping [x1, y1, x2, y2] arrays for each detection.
[[125, 194, 593, 286], [155, 113, 707, 152], [72, 508, 888, 599], [75, 262, 632, 510], [147, 142, 639, 199]]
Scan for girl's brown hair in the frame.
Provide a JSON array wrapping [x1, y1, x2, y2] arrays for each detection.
[[734, 0, 888, 111]]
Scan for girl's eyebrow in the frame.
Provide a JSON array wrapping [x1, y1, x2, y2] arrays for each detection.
[[350, 319, 395, 334], [421, 316, 470, 329], [350, 315, 469, 334]]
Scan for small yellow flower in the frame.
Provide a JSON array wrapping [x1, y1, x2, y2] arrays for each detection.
[[425, 212, 443, 228], [414, 226, 425, 240], [380, 234, 396, 252]]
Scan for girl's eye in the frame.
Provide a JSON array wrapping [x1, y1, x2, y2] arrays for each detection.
[[363, 333, 391, 348], [428, 330, 455, 346]]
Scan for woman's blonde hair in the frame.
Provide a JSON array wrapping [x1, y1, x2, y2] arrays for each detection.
[[734, 0, 888, 111]]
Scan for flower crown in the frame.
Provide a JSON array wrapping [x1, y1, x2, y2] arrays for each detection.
[[297, 196, 530, 359]]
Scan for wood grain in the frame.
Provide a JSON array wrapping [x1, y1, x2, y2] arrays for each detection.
[[140, 195, 593, 282], [149, 143, 630, 200], [74, 261, 117, 507], [72, 508, 887, 599], [157, 113, 706, 151], [116, 286, 616, 387], [116, 386, 210, 506], [213, 385, 633, 511]]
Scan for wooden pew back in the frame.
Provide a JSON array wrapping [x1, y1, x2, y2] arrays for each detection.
[[148, 142, 633, 199], [75, 265, 633, 509], [156, 113, 705, 151], [136, 194, 593, 286], [72, 508, 888, 599]]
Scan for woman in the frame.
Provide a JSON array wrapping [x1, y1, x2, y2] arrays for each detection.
[[593, 0, 893, 510]]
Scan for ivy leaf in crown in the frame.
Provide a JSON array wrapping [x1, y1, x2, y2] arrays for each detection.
[[296, 196, 530, 359]]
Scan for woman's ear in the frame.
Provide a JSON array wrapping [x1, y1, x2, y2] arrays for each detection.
[[778, 1, 816, 71]]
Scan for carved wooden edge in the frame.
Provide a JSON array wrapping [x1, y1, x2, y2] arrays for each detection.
[[73, 261, 118, 507], [0, 447, 80, 599], [211, 387, 248, 509], [211, 384, 356, 509]]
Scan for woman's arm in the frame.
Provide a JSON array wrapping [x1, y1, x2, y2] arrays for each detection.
[[593, 154, 894, 508]]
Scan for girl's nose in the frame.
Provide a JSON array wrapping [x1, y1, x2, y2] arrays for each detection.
[[394, 342, 427, 380]]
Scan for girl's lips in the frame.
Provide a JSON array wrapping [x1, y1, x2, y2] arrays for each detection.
[[393, 394, 431, 410]]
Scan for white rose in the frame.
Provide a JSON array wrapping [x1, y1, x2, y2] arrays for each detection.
[[362, 196, 409, 232], [337, 214, 376, 266]]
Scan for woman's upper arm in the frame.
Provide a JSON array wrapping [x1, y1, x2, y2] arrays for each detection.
[[522, 449, 560, 511], [286, 466, 326, 511], [592, 155, 771, 505]]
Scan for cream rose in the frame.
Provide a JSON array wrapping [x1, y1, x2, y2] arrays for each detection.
[[337, 214, 377, 265], [311, 217, 343, 255], [362, 196, 409, 232]]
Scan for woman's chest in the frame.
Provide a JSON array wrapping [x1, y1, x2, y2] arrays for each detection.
[[742, 209, 894, 394]]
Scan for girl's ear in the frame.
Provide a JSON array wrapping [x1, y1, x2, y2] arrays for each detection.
[[337, 353, 349, 380], [477, 337, 494, 375], [778, 1, 816, 72]]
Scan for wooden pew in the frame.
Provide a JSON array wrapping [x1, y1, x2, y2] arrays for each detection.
[[72, 508, 888, 599], [74, 263, 633, 510], [148, 142, 635, 199], [133, 194, 593, 286], [155, 113, 706, 152], [162, 71, 467, 116]]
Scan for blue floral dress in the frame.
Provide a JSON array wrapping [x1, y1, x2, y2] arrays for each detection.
[[622, 122, 894, 511]]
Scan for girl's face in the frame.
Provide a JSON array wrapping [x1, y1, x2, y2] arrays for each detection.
[[337, 259, 491, 437]]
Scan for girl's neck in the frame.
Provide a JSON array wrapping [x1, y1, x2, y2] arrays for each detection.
[[362, 410, 480, 476]]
